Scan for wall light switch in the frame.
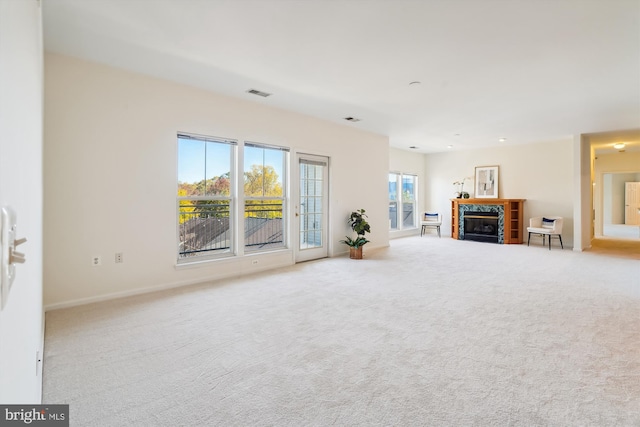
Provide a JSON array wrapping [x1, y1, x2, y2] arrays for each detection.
[[1, 206, 27, 309], [1, 206, 17, 309]]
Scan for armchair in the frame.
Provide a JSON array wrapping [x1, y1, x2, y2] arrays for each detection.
[[421, 212, 442, 237], [527, 216, 563, 249]]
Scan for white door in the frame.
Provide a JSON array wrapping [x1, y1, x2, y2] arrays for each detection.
[[294, 154, 329, 262], [624, 182, 640, 225]]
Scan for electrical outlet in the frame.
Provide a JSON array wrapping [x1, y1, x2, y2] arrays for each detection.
[[251, 259, 259, 265], [115, 252, 123, 263], [92, 256, 101, 266]]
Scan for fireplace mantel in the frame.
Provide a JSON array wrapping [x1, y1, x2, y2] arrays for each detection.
[[451, 198, 525, 244]]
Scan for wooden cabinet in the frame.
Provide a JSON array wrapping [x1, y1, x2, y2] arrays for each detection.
[[451, 198, 525, 244]]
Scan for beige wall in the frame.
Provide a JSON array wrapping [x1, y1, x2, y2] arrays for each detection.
[[0, 0, 44, 402], [596, 151, 640, 172], [389, 147, 425, 177], [44, 53, 389, 309], [424, 140, 575, 246]]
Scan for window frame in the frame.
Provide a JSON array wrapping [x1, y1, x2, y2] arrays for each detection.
[[242, 141, 289, 253], [389, 173, 400, 230], [176, 133, 237, 263], [389, 171, 418, 231]]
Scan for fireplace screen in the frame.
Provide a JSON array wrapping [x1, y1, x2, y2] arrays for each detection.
[[463, 211, 499, 243]]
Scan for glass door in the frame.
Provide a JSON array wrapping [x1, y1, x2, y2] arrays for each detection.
[[295, 154, 329, 262]]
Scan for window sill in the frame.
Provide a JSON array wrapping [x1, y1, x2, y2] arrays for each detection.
[[175, 253, 236, 269], [174, 248, 292, 270]]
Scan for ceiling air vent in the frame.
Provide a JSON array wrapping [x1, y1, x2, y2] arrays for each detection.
[[246, 89, 272, 98], [344, 117, 361, 122]]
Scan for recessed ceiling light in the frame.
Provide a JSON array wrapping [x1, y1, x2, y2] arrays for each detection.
[[447, 145, 453, 149], [613, 143, 625, 149], [344, 117, 361, 122], [409, 146, 419, 149], [409, 81, 421, 85], [454, 134, 460, 137], [499, 138, 507, 142]]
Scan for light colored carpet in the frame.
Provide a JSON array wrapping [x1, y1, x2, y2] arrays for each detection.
[[43, 237, 640, 426]]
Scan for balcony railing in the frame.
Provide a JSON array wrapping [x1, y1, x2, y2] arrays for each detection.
[[244, 202, 284, 251], [179, 202, 231, 258], [178, 201, 284, 258]]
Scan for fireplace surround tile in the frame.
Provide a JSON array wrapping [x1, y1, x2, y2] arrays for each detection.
[[459, 204, 505, 243]]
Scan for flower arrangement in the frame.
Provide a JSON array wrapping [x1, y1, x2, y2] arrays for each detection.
[[453, 176, 473, 198]]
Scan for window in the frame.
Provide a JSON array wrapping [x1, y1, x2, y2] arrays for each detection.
[[177, 133, 236, 260], [243, 142, 288, 252], [389, 172, 417, 230], [389, 173, 399, 230], [402, 174, 417, 228], [177, 134, 291, 261]]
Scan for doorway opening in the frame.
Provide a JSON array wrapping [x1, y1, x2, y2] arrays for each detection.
[[600, 173, 640, 240]]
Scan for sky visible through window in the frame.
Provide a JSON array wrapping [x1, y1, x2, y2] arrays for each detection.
[[177, 137, 283, 184], [244, 145, 284, 190]]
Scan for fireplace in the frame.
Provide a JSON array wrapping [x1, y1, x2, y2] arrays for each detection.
[[451, 199, 525, 244], [463, 211, 499, 243]]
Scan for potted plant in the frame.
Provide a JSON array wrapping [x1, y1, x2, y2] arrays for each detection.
[[340, 209, 371, 259]]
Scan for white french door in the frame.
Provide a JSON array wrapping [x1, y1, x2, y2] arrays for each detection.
[[294, 154, 329, 262]]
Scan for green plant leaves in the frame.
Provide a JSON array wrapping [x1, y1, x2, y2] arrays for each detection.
[[342, 209, 371, 248]]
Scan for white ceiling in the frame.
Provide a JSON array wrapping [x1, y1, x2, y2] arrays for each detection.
[[42, 0, 640, 153]]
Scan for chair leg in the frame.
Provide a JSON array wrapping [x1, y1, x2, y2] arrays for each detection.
[[559, 235, 563, 249], [527, 232, 531, 246], [421, 225, 424, 237], [437, 225, 441, 238]]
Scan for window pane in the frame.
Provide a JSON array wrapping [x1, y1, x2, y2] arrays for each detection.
[[244, 143, 287, 252], [245, 200, 284, 252], [178, 138, 205, 196], [177, 134, 234, 260], [178, 137, 231, 197], [299, 162, 324, 250], [389, 173, 399, 229], [402, 175, 416, 228], [205, 142, 231, 196], [389, 201, 398, 230], [402, 202, 415, 228], [402, 175, 415, 202], [178, 200, 231, 258], [388, 173, 398, 201], [244, 145, 283, 197]]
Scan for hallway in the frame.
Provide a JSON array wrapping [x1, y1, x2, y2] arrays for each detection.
[[587, 237, 640, 260]]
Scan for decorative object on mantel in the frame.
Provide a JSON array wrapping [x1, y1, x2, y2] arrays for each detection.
[[474, 166, 499, 198], [453, 176, 473, 199], [340, 209, 371, 259]]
